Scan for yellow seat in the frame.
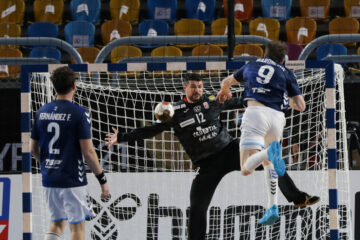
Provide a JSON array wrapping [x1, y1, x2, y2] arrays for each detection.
[[234, 44, 263, 58], [0, 23, 21, 49], [192, 44, 223, 56], [211, 18, 242, 48], [110, 0, 140, 24], [110, 45, 142, 63], [329, 17, 359, 46], [34, 0, 64, 24], [344, 0, 360, 18], [0, 0, 25, 23], [71, 47, 100, 64], [101, 20, 132, 46], [151, 46, 182, 57], [286, 17, 317, 45], [300, 0, 330, 20], [249, 18, 280, 41], [174, 19, 205, 48], [0, 48, 22, 78]]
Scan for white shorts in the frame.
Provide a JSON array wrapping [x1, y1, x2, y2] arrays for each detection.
[[44, 185, 95, 224], [240, 106, 286, 150]]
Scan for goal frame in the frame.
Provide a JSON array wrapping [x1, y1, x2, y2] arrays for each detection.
[[21, 61, 340, 240]]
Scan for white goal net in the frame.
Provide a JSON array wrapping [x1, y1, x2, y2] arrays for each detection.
[[28, 63, 351, 239]]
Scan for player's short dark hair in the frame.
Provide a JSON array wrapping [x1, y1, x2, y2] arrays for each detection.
[[50, 66, 76, 95], [183, 73, 202, 85], [264, 40, 288, 63]]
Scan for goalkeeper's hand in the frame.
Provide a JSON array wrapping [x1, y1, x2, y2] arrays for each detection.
[[105, 127, 124, 149]]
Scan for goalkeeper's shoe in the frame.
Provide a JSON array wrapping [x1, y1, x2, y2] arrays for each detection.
[[294, 194, 320, 208], [259, 204, 280, 225], [267, 141, 286, 177]]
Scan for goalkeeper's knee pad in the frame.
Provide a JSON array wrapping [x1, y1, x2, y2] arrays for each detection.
[[44, 232, 62, 240]]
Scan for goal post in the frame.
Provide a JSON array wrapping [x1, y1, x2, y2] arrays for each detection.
[[21, 61, 352, 239]]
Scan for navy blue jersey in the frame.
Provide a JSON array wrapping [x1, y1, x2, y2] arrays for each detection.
[[31, 100, 91, 188], [234, 58, 301, 111]]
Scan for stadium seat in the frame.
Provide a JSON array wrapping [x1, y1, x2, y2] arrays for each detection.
[[211, 18, 242, 47], [101, 20, 132, 45], [300, 0, 330, 20], [110, 0, 140, 24], [192, 44, 223, 56], [344, 0, 360, 18], [185, 0, 216, 23], [0, 48, 22, 78], [147, 0, 177, 22], [174, 19, 205, 48], [329, 17, 359, 46], [0, 0, 25, 23], [70, 0, 101, 23], [285, 42, 303, 60], [0, 23, 21, 48], [211, 18, 242, 35], [28, 22, 59, 48], [28, 22, 58, 38], [261, 0, 292, 21], [151, 46, 182, 57], [249, 18, 280, 41], [64, 21, 95, 47], [223, 0, 253, 22], [316, 43, 347, 66], [34, 0, 64, 24], [30, 47, 61, 62], [286, 17, 317, 45], [110, 45, 142, 63], [233, 44, 263, 58], [138, 19, 169, 48], [71, 46, 100, 64]]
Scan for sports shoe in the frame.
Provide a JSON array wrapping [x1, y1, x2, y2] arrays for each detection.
[[267, 141, 286, 177], [259, 204, 280, 225], [294, 194, 320, 208]]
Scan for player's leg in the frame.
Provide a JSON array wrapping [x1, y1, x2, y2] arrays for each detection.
[[44, 221, 66, 240], [63, 186, 95, 240], [258, 111, 286, 225], [43, 187, 68, 239], [69, 221, 85, 240], [239, 107, 268, 176], [188, 161, 224, 240]]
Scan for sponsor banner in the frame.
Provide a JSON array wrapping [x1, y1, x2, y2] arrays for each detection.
[[30, 171, 359, 239], [2, 171, 360, 239]]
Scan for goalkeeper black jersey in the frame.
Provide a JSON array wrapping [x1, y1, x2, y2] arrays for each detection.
[[119, 95, 243, 164]]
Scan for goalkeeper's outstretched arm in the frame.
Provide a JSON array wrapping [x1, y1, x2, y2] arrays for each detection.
[[105, 122, 172, 149]]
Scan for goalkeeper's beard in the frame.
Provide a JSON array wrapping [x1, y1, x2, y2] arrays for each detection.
[[188, 93, 201, 103]]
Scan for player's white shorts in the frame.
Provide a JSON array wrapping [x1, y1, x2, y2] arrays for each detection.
[[240, 106, 285, 150], [44, 185, 95, 224]]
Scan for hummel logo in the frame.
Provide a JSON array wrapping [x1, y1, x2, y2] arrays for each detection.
[[85, 112, 90, 117], [79, 176, 84, 182]]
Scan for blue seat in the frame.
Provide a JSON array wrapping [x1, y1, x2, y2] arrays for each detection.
[[147, 0, 177, 22], [185, 0, 216, 22], [30, 47, 61, 62], [28, 22, 58, 38], [70, 0, 101, 23], [138, 19, 169, 48], [64, 21, 95, 47], [28, 22, 58, 48], [261, 0, 292, 21], [317, 43, 347, 66]]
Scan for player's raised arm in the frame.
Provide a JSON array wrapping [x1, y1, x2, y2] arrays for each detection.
[[216, 74, 238, 103], [80, 139, 110, 199], [289, 95, 306, 112]]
